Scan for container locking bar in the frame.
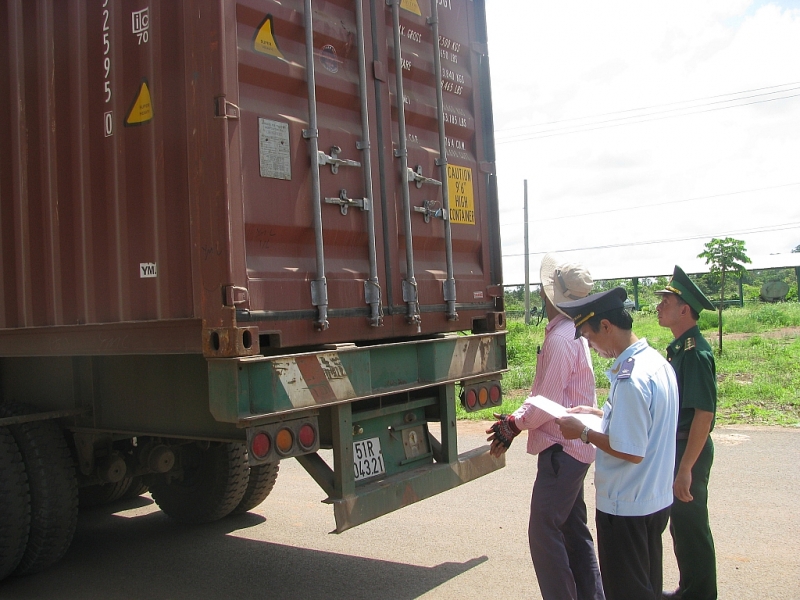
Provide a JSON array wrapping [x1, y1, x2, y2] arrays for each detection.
[[302, 0, 329, 331], [389, 0, 421, 328], [354, 0, 383, 327], [428, 0, 458, 321]]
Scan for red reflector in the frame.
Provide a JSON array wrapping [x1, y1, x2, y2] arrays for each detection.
[[478, 387, 489, 406], [489, 384, 501, 404], [466, 389, 477, 409], [298, 424, 316, 449], [251, 432, 270, 459], [275, 428, 294, 454]]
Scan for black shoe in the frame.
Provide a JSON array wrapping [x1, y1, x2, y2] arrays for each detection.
[[661, 591, 682, 600]]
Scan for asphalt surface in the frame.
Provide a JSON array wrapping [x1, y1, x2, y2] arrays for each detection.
[[0, 423, 798, 599]]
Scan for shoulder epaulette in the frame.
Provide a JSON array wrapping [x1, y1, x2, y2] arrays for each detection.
[[684, 337, 696, 351], [617, 357, 635, 379]]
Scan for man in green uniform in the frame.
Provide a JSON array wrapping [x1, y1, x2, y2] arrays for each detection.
[[655, 266, 717, 600]]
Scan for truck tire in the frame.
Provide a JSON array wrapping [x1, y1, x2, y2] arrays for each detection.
[[150, 442, 249, 524], [231, 462, 280, 515], [78, 477, 133, 509], [4, 418, 78, 576], [0, 427, 31, 581], [119, 476, 149, 501]]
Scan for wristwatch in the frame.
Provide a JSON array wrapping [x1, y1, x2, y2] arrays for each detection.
[[580, 426, 591, 444]]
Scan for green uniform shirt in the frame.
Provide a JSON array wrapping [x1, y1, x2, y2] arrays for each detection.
[[666, 325, 717, 433]]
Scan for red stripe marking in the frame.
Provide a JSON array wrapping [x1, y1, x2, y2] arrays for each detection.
[[461, 338, 480, 377], [295, 355, 337, 404]]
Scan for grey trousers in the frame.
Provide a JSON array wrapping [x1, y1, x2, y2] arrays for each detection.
[[529, 445, 605, 600]]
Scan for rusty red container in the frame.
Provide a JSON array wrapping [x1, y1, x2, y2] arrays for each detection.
[[0, 0, 502, 358]]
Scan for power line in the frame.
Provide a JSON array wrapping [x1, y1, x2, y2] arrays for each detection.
[[495, 92, 800, 143], [501, 222, 800, 257], [499, 182, 800, 228], [494, 81, 800, 135]]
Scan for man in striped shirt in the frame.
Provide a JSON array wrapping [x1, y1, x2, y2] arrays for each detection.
[[488, 254, 604, 600]]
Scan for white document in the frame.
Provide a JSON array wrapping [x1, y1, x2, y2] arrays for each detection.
[[528, 395, 604, 432]]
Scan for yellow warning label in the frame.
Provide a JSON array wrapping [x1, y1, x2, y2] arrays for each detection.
[[448, 165, 475, 225], [253, 15, 284, 59], [125, 79, 153, 126], [400, 0, 422, 16]]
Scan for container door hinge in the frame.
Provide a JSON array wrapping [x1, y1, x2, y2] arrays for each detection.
[[214, 97, 240, 119], [223, 285, 249, 307]]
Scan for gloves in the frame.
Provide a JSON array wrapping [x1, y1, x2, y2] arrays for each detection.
[[487, 412, 521, 455]]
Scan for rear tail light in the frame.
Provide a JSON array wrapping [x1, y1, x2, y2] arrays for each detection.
[[246, 417, 320, 465], [251, 432, 271, 459], [478, 386, 489, 406], [465, 389, 478, 410], [461, 380, 503, 412], [298, 424, 316, 450], [275, 428, 294, 456], [489, 383, 502, 406]]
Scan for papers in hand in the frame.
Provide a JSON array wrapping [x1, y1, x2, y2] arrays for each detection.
[[529, 395, 603, 432]]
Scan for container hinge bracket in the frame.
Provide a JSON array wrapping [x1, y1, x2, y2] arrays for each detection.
[[407, 165, 442, 189], [325, 189, 369, 216], [223, 285, 249, 307], [214, 97, 240, 120], [413, 200, 446, 224]]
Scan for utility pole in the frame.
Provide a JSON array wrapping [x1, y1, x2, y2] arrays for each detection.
[[524, 180, 530, 325]]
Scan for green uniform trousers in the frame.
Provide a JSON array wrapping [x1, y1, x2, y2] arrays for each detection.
[[669, 436, 717, 600]]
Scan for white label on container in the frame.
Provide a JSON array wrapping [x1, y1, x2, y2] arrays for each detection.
[[258, 118, 291, 180], [140, 263, 157, 278]]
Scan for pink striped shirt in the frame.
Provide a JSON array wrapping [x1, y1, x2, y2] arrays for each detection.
[[512, 313, 597, 464]]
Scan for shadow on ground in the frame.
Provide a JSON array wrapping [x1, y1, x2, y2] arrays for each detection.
[[0, 497, 486, 600]]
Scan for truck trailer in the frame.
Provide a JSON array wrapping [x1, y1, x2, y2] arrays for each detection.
[[0, 0, 505, 579]]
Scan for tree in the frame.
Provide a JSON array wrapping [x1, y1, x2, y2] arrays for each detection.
[[698, 237, 751, 355]]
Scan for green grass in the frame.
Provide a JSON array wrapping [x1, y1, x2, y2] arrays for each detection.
[[456, 303, 800, 426]]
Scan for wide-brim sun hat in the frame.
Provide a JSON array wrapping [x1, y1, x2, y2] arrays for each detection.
[[540, 253, 593, 317]]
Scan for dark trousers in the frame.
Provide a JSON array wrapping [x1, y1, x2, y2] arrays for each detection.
[[595, 506, 670, 600], [529, 445, 605, 600], [669, 437, 716, 599]]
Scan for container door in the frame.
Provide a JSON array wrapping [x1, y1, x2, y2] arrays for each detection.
[[373, 0, 501, 335], [233, 0, 389, 347]]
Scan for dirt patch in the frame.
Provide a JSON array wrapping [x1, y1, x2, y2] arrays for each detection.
[[721, 326, 800, 341]]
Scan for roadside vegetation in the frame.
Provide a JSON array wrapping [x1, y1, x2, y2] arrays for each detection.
[[457, 302, 800, 427]]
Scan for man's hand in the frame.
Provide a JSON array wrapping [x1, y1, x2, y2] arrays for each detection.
[[556, 416, 584, 440], [485, 413, 520, 457], [674, 468, 694, 502], [567, 405, 603, 417]]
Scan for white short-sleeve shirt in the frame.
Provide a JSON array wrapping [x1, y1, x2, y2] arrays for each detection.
[[594, 338, 679, 517]]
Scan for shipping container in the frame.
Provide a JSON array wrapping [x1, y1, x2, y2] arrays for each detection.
[[0, 0, 505, 580]]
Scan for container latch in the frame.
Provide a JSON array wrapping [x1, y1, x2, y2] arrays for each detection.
[[214, 97, 240, 120], [318, 146, 361, 174], [325, 189, 370, 216], [407, 165, 442, 189]]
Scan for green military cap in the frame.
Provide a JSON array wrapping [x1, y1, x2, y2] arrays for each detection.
[[655, 265, 715, 313]]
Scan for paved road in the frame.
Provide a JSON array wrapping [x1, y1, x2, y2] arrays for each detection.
[[1, 424, 798, 599]]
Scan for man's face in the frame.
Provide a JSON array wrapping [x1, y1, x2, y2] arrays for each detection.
[[656, 293, 684, 328], [578, 321, 615, 359]]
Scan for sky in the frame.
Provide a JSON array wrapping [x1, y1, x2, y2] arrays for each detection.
[[484, 0, 800, 285]]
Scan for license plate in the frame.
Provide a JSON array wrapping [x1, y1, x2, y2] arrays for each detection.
[[353, 437, 386, 481]]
